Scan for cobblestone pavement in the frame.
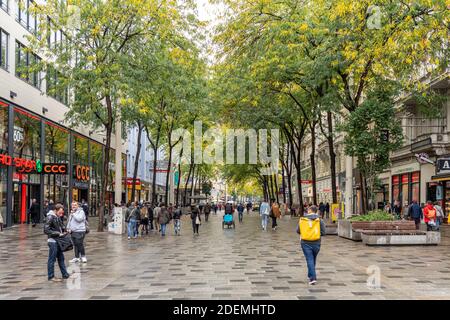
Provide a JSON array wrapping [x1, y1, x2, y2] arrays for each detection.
[[1, 211, 450, 300]]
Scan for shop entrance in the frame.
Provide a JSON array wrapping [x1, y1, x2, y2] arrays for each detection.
[[12, 182, 40, 224], [73, 188, 88, 203]]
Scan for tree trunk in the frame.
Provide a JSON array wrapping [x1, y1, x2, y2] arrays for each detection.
[[327, 111, 338, 204], [184, 156, 194, 206], [359, 168, 367, 214], [310, 120, 318, 206], [175, 147, 183, 207], [274, 173, 280, 204], [190, 164, 197, 204], [164, 144, 173, 206], [147, 124, 162, 206], [98, 94, 113, 232], [130, 121, 143, 203], [280, 143, 287, 205], [287, 144, 294, 208]]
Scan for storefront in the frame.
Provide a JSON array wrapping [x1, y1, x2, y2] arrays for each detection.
[[391, 171, 420, 205], [0, 97, 119, 227], [430, 158, 450, 218]]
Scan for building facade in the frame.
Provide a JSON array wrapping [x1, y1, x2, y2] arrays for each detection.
[[0, 1, 125, 227], [126, 126, 167, 203]]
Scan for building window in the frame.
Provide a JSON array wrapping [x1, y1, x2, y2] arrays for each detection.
[[392, 171, 420, 205], [46, 64, 68, 104], [0, 0, 8, 13], [0, 29, 8, 70], [15, 41, 42, 89], [16, 0, 39, 34]]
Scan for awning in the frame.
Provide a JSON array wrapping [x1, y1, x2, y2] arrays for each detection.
[[431, 174, 450, 182]]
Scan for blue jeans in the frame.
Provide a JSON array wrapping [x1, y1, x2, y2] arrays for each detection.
[[261, 215, 269, 229], [160, 223, 167, 236], [301, 241, 321, 281], [128, 219, 137, 238], [174, 219, 181, 235], [47, 241, 69, 280]]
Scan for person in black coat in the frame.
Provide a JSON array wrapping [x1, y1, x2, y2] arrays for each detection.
[[29, 199, 40, 227], [44, 203, 70, 282], [190, 205, 201, 235]]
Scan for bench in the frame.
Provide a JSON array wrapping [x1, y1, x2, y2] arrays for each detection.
[[358, 221, 440, 246]]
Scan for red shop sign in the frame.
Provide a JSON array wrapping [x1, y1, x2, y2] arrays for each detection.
[[0, 154, 36, 173], [392, 175, 400, 185]]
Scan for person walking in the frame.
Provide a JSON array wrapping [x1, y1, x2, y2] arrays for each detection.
[[173, 205, 182, 236], [44, 203, 70, 282], [259, 200, 270, 231], [246, 202, 252, 214], [29, 199, 40, 227], [204, 202, 211, 222], [318, 202, 326, 219], [423, 200, 437, 231], [153, 204, 161, 232], [148, 203, 154, 230], [190, 204, 201, 235], [384, 202, 392, 214], [140, 205, 149, 235], [158, 204, 171, 237], [0, 211, 3, 232], [435, 201, 444, 231], [213, 203, 218, 215], [393, 200, 401, 220], [401, 201, 409, 220], [325, 202, 330, 219], [67, 201, 88, 263], [237, 203, 245, 223], [271, 200, 281, 230], [296, 205, 326, 285], [81, 199, 89, 220], [125, 202, 139, 240], [409, 200, 423, 230]]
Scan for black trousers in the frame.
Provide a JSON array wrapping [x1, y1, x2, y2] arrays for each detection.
[[71, 232, 86, 258], [272, 217, 277, 228], [205, 213, 210, 222], [192, 221, 199, 234]]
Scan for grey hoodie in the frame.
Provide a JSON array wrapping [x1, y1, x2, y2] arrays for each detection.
[[67, 207, 86, 233]]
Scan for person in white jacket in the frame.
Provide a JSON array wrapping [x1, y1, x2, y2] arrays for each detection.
[[67, 201, 87, 263], [259, 201, 270, 231]]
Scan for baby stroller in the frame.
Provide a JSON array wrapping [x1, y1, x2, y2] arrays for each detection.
[[222, 212, 235, 229]]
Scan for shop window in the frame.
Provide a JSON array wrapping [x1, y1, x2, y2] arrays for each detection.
[[44, 122, 69, 205], [411, 171, 420, 203], [13, 108, 41, 159], [0, 28, 9, 71], [89, 141, 103, 216]]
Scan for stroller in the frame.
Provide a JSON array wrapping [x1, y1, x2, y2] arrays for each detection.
[[222, 212, 235, 229]]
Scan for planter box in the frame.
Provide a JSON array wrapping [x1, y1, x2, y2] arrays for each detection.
[[337, 220, 362, 241], [325, 223, 338, 235], [337, 220, 416, 241], [362, 231, 440, 246]]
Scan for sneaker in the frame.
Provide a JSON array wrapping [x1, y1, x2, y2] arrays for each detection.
[[128, 237, 131, 240], [70, 258, 80, 263], [63, 274, 70, 280], [81, 257, 87, 263], [49, 277, 62, 282], [309, 280, 317, 285]]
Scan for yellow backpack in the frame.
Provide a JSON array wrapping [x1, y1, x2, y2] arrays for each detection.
[[299, 217, 321, 241]]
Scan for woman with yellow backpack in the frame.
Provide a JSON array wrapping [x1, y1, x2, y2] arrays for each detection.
[[296, 205, 326, 285]]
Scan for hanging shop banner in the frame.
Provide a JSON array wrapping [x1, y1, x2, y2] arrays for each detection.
[[73, 165, 90, 181]]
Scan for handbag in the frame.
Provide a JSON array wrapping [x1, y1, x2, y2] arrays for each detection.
[[85, 219, 90, 234], [56, 233, 73, 252], [195, 215, 201, 225]]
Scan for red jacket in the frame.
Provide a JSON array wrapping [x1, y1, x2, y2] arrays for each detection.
[[423, 204, 436, 223]]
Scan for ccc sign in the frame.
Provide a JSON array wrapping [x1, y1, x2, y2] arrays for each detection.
[[43, 164, 67, 174], [74, 165, 90, 181]]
